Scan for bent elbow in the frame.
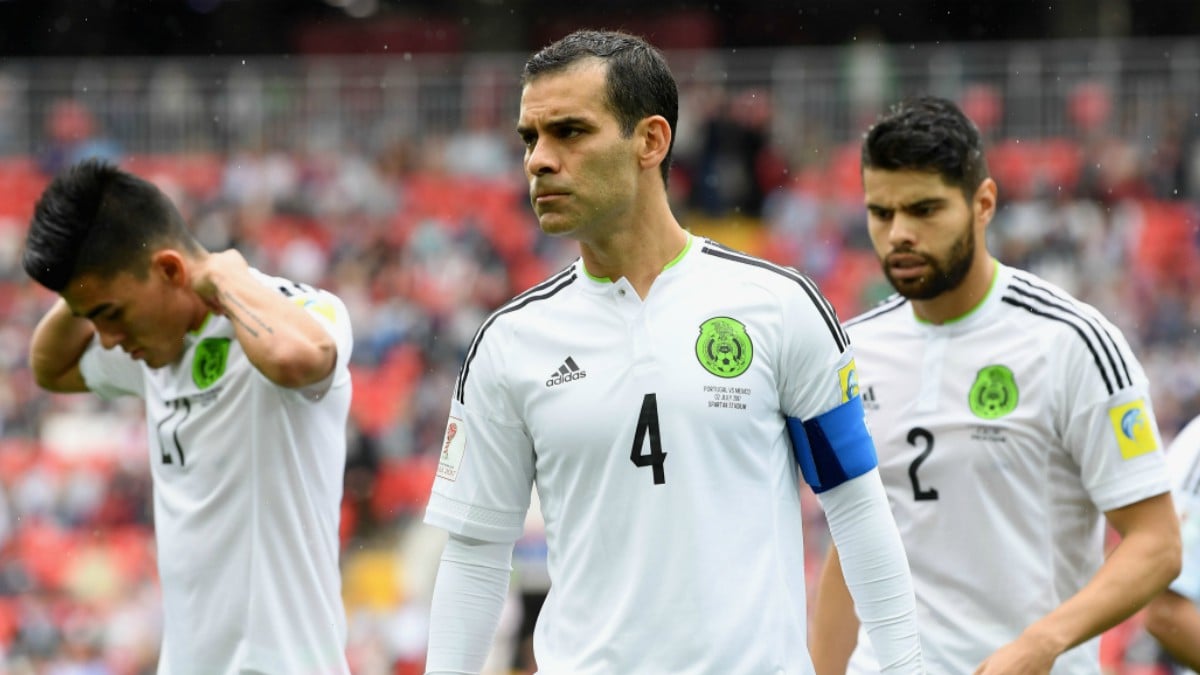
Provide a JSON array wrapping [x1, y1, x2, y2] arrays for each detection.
[[263, 340, 337, 389]]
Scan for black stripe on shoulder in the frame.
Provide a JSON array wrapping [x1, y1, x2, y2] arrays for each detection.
[[699, 243, 848, 353], [1005, 274, 1131, 392], [1000, 292, 1124, 397], [844, 294, 908, 329], [455, 264, 579, 403], [1008, 273, 1128, 389]]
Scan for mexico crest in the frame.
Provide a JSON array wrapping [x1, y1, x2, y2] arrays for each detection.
[[968, 364, 1018, 419], [695, 317, 753, 378], [193, 337, 231, 389]]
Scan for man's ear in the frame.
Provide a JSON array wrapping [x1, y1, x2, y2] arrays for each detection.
[[151, 249, 189, 288], [973, 178, 998, 229], [637, 115, 672, 171]]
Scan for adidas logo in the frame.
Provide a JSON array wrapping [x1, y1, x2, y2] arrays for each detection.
[[861, 385, 880, 410], [545, 356, 587, 387]]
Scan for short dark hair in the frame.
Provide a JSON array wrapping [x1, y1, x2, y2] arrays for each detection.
[[523, 29, 679, 187], [23, 159, 201, 292], [861, 96, 990, 198]]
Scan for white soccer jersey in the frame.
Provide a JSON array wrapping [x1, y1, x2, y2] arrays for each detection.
[[79, 270, 353, 675], [425, 236, 855, 674], [1167, 416, 1200, 603], [844, 261, 1170, 675]]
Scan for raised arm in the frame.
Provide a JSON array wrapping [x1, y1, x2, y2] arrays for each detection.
[[29, 297, 94, 393], [190, 249, 336, 389]]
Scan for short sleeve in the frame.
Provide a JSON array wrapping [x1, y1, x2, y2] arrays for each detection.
[[424, 326, 534, 545], [79, 335, 145, 399], [775, 272, 853, 422], [1059, 314, 1170, 512], [289, 287, 354, 401]]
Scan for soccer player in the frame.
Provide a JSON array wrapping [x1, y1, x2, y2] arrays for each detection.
[[1144, 415, 1200, 672], [24, 160, 354, 675], [810, 96, 1181, 675], [422, 30, 924, 674]]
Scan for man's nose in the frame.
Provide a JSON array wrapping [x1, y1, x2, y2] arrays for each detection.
[[97, 327, 124, 350]]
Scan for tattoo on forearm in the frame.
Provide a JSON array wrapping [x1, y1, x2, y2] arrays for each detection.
[[219, 290, 275, 338]]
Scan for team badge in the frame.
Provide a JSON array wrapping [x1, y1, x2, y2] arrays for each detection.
[[294, 296, 337, 323], [437, 416, 467, 481], [1108, 399, 1158, 459], [695, 316, 753, 378], [968, 365, 1018, 419], [193, 338, 231, 390]]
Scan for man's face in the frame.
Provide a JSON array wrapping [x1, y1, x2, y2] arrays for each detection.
[[863, 168, 980, 300], [62, 266, 192, 368], [517, 59, 641, 239]]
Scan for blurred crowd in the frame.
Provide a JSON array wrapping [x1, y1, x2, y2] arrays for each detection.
[[0, 86, 1197, 673]]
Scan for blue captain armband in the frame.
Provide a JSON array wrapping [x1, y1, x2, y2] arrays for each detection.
[[788, 396, 878, 494]]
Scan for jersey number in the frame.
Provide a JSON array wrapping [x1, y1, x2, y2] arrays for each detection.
[[157, 398, 191, 466], [906, 427, 938, 500], [630, 393, 667, 485]]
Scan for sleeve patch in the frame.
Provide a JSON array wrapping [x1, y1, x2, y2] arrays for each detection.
[[1109, 399, 1159, 460], [788, 396, 877, 493], [294, 296, 337, 323], [437, 416, 467, 481], [838, 358, 859, 403]]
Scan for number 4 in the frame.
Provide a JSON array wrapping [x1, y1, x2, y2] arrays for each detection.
[[630, 393, 667, 485]]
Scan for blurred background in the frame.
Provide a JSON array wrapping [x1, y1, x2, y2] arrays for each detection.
[[0, 0, 1198, 673]]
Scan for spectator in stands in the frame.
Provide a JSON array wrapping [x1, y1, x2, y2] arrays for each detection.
[[35, 99, 121, 178], [22, 159, 354, 675]]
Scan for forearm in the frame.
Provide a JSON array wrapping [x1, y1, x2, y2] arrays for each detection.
[[811, 545, 861, 675], [29, 298, 93, 392], [426, 534, 514, 674], [1145, 590, 1200, 669], [1022, 516, 1180, 656], [818, 470, 922, 673], [205, 265, 335, 388]]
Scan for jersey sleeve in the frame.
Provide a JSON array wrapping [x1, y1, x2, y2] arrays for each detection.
[[775, 274, 877, 493], [1167, 417, 1200, 601], [288, 286, 354, 401], [424, 324, 535, 545], [775, 273, 853, 420], [1058, 312, 1171, 512], [78, 335, 145, 399]]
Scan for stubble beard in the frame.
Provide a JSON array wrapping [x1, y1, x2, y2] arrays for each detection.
[[884, 215, 976, 300]]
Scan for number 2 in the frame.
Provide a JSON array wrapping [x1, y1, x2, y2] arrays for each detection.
[[630, 393, 667, 485], [906, 427, 938, 501]]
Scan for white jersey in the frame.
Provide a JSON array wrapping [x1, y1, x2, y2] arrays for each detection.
[[1167, 416, 1200, 603], [425, 236, 854, 674], [843, 261, 1170, 675], [79, 270, 353, 675]]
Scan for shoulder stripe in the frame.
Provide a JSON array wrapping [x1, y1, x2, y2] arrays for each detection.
[[455, 264, 579, 403], [844, 294, 908, 328], [700, 243, 848, 352], [1000, 291, 1126, 396], [1005, 276, 1131, 391], [1010, 276, 1131, 386]]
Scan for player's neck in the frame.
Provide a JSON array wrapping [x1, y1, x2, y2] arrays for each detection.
[[911, 256, 999, 325], [579, 201, 687, 299]]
